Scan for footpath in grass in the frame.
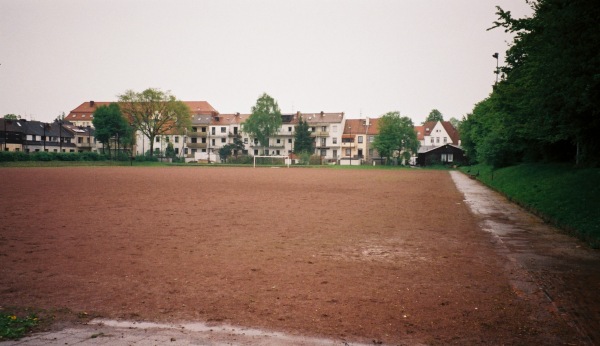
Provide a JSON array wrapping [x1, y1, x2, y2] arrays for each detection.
[[461, 163, 600, 247]]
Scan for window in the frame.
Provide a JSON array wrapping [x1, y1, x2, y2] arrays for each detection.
[[333, 149, 337, 158], [369, 136, 374, 143], [288, 138, 292, 143], [430, 138, 434, 144], [320, 138, 326, 146], [221, 138, 226, 143], [233, 127, 238, 134], [369, 148, 374, 157], [201, 138, 206, 143], [175, 136, 179, 143], [320, 149, 326, 156], [332, 137, 337, 144], [192, 127, 197, 132], [441, 153, 454, 162], [77, 137, 83, 143], [165, 136, 170, 142], [332, 125, 337, 133], [358, 136, 363, 143], [322, 126, 326, 132], [254, 149, 259, 155], [345, 148, 351, 156], [310, 127, 315, 132], [211, 139, 215, 146], [288, 126, 292, 132], [211, 127, 216, 135], [175, 148, 179, 155], [276, 139, 281, 144], [82, 114, 86, 118], [221, 127, 226, 133], [436, 137, 440, 143], [244, 138, 248, 144], [443, 137, 447, 143], [201, 127, 206, 132], [156, 137, 160, 142], [276, 150, 281, 155]]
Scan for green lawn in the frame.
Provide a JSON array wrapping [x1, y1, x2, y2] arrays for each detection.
[[461, 163, 600, 248]]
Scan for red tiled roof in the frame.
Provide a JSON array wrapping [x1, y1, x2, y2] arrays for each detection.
[[66, 100, 218, 122], [441, 121, 460, 144], [182, 101, 218, 115], [415, 125, 425, 140], [213, 113, 250, 125], [343, 118, 379, 135]]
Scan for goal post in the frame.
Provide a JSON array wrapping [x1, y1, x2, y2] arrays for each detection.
[[253, 155, 291, 168]]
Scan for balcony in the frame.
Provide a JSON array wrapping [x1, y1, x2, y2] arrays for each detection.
[[187, 131, 207, 138], [187, 142, 207, 149], [310, 131, 329, 137], [341, 142, 355, 148]]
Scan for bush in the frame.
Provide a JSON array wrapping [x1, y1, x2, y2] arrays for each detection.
[[309, 155, 323, 165], [0, 312, 39, 340], [228, 155, 253, 164], [0, 151, 30, 162]]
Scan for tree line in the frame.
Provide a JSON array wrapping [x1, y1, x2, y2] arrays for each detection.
[[460, 0, 599, 167]]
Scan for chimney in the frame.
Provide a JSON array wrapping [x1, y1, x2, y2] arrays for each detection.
[[320, 111, 324, 117], [90, 101, 95, 107]]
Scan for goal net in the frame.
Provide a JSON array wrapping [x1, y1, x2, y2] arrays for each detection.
[[253, 155, 291, 168]]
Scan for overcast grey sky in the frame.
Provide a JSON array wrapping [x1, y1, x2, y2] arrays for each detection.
[[1, 0, 533, 124]]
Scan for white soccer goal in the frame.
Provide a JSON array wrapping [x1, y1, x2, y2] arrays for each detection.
[[253, 155, 291, 168]]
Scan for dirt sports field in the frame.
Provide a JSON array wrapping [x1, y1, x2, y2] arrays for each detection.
[[0, 167, 594, 345]]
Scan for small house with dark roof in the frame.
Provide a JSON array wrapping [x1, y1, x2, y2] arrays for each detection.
[[413, 121, 464, 166]]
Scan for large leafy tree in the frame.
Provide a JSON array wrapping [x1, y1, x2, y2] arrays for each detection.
[[293, 116, 313, 154], [92, 103, 132, 158], [243, 93, 282, 153], [470, 0, 600, 166], [423, 109, 444, 124], [118, 88, 191, 157], [373, 111, 419, 164]]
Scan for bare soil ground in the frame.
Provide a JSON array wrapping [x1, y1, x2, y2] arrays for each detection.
[[0, 167, 590, 345]]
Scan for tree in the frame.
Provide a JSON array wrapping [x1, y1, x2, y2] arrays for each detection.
[[92, 103, 131, 158], [165, 142, 176, 158], [449, 117, 461, 130], [118, 88, 191, 157], [219, 143, 234, 162], [242, 93, 282, 153], [293, 116, 313, 154], [3, 114, 20, 120], [423, 109, 444, 124], [483, 0, 600, 166], [373, 111, 420, 165]]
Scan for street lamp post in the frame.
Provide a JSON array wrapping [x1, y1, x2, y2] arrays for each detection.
[[493, 52, 499, 86]]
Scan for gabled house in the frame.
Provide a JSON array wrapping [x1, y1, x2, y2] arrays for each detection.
[[66, 101, 110, 128], [1, 119, 77, 153], [303, 112, 344, 161], [340, 118, 381, 165], [414, 121, 463, 166]]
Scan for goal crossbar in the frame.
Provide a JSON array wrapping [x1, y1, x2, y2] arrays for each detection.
[[253, 155, 291, 168]]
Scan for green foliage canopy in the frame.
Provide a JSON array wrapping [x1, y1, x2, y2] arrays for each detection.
[[118, 88, 191, 157], [423, 109, 444, 123], [373, 111, 420, 164], [243, 93, 282, 150], [462, 0, 600, 167], [92, 103, 132, 157]]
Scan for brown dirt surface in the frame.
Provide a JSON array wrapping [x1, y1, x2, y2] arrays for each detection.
[[0, 167, 589, 345]]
